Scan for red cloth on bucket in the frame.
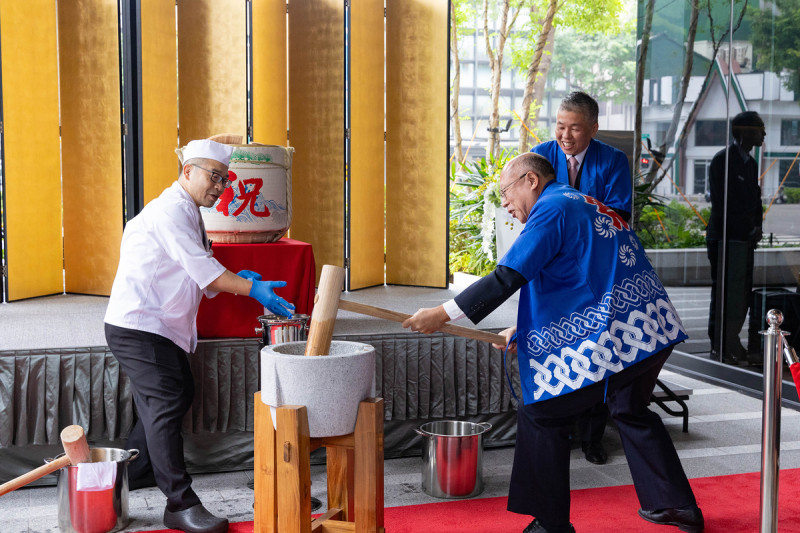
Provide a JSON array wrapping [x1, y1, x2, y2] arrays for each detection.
[[196, 239, 316, 339]]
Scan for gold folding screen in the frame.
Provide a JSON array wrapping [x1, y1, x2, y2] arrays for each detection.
[[177, 0, 247, 143], [0, 1, 62, 300], [59, 0, 123, 295], [0, 1, 449, 300], [349, 0, 385, 290], [142, 0, 179, 202], [288, 0, 345, 278], [252, 0, 287, 146], [386, 0, 448, 287]]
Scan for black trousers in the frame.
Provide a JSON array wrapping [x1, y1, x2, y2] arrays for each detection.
[[104, 323, 201, 512], [507, 346, 696, 533], [706, 239, 755, 354], [577, 403, 607, 444]]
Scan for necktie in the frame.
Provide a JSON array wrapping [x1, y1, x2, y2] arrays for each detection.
[[568, 156, 579, 188]]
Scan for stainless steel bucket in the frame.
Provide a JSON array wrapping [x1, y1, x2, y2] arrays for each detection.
[[50, 447, 139, 533], [415, 420, 492, 499], [255, 314, 310, 345]]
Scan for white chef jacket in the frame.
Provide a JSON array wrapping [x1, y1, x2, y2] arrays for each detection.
[[104, 181, 227, 352]]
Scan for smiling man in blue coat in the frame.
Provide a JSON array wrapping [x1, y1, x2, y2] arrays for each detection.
[[532, 91, 632, 222]]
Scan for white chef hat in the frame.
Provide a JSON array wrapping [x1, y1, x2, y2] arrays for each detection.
[[178, 139, 234, 167]]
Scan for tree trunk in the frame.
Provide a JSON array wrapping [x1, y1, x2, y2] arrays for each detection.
[[517, 0, 557, 153], [633, 0, 654, 182], [451, 3, 464, 163], [483, 0, 521, 161], [639, 0, 699, 193], [530, 31, 553, 132], [642, 0, 748, 194]]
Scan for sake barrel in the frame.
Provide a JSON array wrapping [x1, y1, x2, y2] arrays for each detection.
[[199, 144, 294, 243]]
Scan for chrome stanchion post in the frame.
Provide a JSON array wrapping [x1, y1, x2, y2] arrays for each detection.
[[760, 309, 785, 533]]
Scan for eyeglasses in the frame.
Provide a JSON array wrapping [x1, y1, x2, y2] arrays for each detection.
[[193, 164, 231, 189], [500, 171, 528, 199]]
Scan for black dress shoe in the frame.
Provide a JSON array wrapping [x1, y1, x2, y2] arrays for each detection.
[[638, 505, 704, 533], [581, 441, 607, 465], [523, 518, 576, 533], [710, 349, 741, 365], [163, 504, 229, 533]]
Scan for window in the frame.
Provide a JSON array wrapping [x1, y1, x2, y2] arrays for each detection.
[[694, 160, 710, 196], [649, 79, 660, 105], [780, 119, 800, 146], [695, 120, 727, 147], [778, 159, 800, 188]]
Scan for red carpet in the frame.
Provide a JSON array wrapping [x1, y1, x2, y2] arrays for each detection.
[[141, 469, 800, 532]]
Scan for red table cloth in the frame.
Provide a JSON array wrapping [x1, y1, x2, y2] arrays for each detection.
[[197, 239, 316, 339]]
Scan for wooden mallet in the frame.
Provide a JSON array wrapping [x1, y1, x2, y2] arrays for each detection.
[[0, 425, 91, 497], [304, 264, 346, 356]]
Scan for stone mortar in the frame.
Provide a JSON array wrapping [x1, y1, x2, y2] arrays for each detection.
[[260, 340, 376, 437]]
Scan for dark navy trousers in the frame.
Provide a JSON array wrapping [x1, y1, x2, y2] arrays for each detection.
[[507, 346, 696, 532], [104, 323, 201, 512]]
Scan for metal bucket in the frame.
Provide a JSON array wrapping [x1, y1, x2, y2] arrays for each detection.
[[415, 421, 492, 499], [49, 448, 139, 533], [255, 314, 309, 346]]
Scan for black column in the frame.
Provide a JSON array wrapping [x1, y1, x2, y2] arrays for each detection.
[[119, 0, 144, 222]]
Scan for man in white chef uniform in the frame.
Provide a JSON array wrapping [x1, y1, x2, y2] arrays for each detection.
[[104, 139, 294, 533]]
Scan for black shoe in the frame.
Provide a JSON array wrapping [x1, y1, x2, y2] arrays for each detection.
[[163, 504, 229, 533], [638, 505, 704, 533], [710, 349, 740, 365], [581, 441, 607, 465], [523, 518, 576, 533]]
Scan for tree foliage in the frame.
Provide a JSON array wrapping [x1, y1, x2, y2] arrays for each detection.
[[548, 24, 636, 104], [451, 0, 631, 159], [750, 0, 800, 93]]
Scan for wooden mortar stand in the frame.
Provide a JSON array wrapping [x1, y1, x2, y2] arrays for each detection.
[[255, 264, 385, 532]]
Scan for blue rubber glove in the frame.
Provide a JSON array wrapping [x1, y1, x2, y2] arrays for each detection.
[[249, 280, 295, 317], [236, 269, 262, 282]]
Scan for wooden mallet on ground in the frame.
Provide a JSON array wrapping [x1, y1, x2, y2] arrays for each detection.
[[0, 425, 91, 497]]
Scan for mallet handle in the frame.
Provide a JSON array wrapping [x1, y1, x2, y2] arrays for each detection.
[[0, 455, 71, 497], [337, 300, 507, 346], [304, 265, 346, 356]]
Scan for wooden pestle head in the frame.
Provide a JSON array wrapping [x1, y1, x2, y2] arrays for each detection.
[[304, 265, 346, 356], [60, 425, 92, 465]]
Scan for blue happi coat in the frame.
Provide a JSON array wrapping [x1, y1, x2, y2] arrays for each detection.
[[498, 181, 687, 405]]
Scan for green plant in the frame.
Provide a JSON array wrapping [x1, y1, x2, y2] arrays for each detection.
[[636, 200, 710, 249], [784, 187, 800, 204], [449, 150, 517, 276]]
